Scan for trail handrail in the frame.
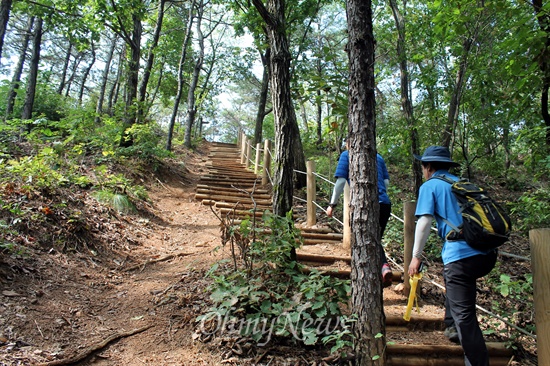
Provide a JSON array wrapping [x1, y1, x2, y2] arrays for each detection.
[[236, 133, 530, 261]]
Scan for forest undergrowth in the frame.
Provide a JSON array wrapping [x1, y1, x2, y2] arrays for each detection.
[[0, 134, 542, 365]]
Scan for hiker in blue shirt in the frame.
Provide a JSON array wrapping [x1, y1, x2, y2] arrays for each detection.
[[326, 143, 393, 287], [408, 146, 497, 366]]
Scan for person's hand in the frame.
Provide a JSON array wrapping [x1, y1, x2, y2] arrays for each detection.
[[408, 257, 422, 276], [326, 206, 334, 217]]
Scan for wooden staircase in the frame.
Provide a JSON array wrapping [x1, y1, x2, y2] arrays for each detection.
[[194, 141, 514, 365]]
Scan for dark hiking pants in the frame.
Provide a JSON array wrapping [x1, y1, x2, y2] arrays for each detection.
[[443, 250, 497, 366]]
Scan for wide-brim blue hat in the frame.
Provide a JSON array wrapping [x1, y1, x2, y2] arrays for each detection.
[[414, 146, 460, 167]]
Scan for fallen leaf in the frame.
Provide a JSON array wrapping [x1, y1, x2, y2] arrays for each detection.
[[2, 290, 21, 297]]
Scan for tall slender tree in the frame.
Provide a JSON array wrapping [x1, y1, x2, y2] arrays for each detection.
[[251, 0, 297, 216], [96, 36, 118, 122], [346, 0, 386, 365], [387, 0, 421, 196], [5, 15, 34, 119], [137, 0, 166, 123], [166, 0, 195, 151], [21, 17, 43, 120], [532, 0, 550, 151], [0, 0, 12, 61]]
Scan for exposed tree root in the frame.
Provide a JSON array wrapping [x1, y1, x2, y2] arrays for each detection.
[[124, 251, 194, 272], [40, 324, 154, 366]]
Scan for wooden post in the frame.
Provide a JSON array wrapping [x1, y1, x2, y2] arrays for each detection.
[[262, 140, 272, 185], [342, 181, 351, 250], [246, 140, 252, 169], [403, 201, 417, 297], [240, 134, 246, 165], [254, 142, 261, 175], [530, 228, 550, 365], [306, 161, 316, 226]]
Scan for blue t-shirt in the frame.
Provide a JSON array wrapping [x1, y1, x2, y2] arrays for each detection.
[[333, 150, 391, 205], [377, 154, 391, 205], [415, 170, 485, 265]]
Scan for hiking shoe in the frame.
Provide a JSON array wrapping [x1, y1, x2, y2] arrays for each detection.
[[444, 326, 460, 344], [382, 264, 392, 288]]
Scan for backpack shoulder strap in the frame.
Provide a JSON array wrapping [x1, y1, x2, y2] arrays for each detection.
[[429, 174, 456, 185], [427, 174, 462, 233]]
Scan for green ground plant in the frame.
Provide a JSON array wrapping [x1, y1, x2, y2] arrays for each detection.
[[198, 210, 353, 354]]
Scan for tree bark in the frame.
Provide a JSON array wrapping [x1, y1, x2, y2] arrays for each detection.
[[57, 43, 72, 95], [388, 0, 421, 196], [0, 0, 13, 62], [253, 47, 270, 145], [5, 15, 33, 119], [120, 12, 142, 147], [251, 0, 297, 217], [78, 44, 96, 105], [346, 0, 386, 364], [21, 17, 43, 120], [533, 0, 550, 151], [107, 45, 124, 116], [64, 52, 83, 98], [96, 36, 117, 122], [441, 37, 472, 149], [137, 0, 166, 123], [184, 0, 205, 148], [166, 0, 195, 151]]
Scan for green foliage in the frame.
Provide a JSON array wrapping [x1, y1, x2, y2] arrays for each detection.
[[509, 187, 550, 232], [0, 219, 21, 254], [485, 266, 535, 338], [199, 211, 351, 351], [117, 123, 173, 163], [93, 165, 148, 201], [92, 190, 136, 214], [494, 273, 533, 300], [0, 147, 70, 192]]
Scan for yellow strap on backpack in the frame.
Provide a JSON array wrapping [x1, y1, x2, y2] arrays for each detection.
[[403, 272, 423, 321]]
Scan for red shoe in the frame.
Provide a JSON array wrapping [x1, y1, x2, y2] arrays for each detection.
[[382, 264, 392, 288]]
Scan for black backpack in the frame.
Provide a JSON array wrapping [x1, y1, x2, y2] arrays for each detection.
[[432, 175, 512, 251]]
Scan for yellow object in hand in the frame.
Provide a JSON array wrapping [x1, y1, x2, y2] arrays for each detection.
[[403, 272, 423, 321]]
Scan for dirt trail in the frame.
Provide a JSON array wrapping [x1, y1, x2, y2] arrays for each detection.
[[0, 146, 229, 365], [0, 143, 535, 365]]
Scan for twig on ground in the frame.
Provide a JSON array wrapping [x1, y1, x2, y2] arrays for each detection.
[[124, 252, 194, 272], [40, 324, 153, 366]]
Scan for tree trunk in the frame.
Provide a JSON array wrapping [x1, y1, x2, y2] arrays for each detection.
[[21, 17, 43, 120], [292, 122, 307, 189], [57, 43, 72, 95], [5, 16, 33, 119], [316, 88, 322, 144], [0, 0, 13, 62], [96, 36, 117, 122], [533, 0, 550, 151], [146, 57, 165, 117], [183, 0, 205, 148], [107, 46, 124, 116], [253, 47, 270, 145], [388, 0, 421, 196], [166, 0, 195, 151], [120, 13, 142, 147], [252, 0, 297, 217], [346, 0, 386, 365], [64, 52, 83, 98], [78, 44, 96, 105], [137, 0, 166, 123], [441, 37, 472, 148]]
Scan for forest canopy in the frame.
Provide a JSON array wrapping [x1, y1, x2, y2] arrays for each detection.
[[0, 0, 548, 229]]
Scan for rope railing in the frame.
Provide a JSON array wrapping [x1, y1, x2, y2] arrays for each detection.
[[237, 131, 530, 262], [232, 132, 538, 344]]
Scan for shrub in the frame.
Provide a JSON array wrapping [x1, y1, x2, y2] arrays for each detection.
[[197, 211, 352, 352]]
